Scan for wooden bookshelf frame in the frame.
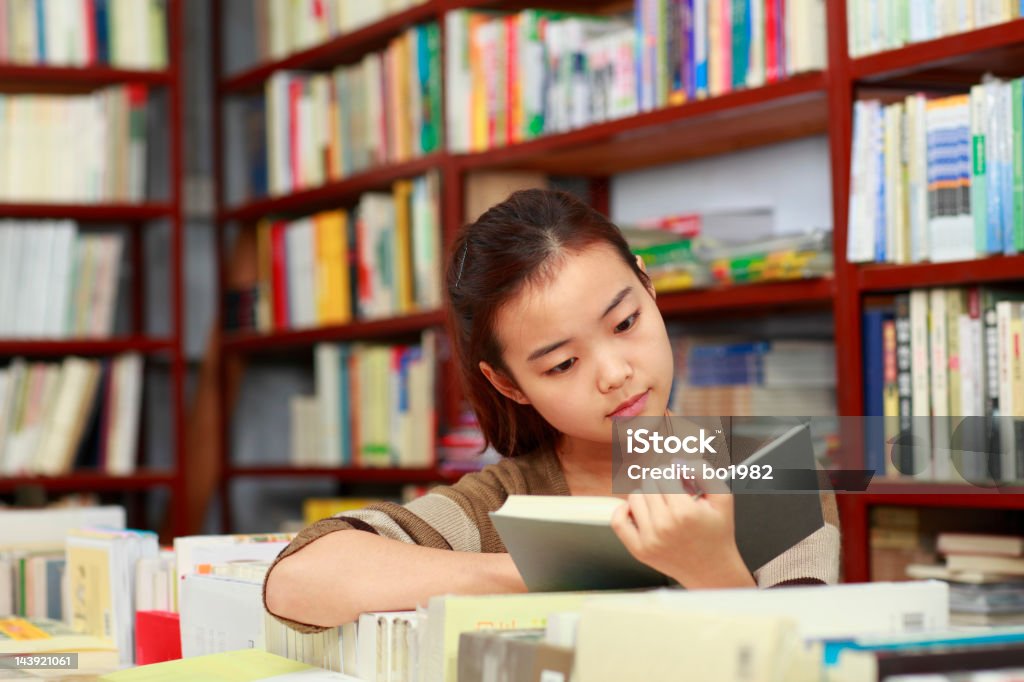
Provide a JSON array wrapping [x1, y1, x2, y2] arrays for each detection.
[[211, 0, 1024, 579], [0, 2, 188, 540]]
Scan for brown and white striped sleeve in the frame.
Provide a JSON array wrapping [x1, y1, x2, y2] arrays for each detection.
[[262, 450, 565, 632]]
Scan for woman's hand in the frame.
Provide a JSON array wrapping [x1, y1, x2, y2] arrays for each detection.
[[609, 479, 756, 589]]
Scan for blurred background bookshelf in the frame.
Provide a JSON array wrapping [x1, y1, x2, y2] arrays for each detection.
[[0, 0, 188, 540]]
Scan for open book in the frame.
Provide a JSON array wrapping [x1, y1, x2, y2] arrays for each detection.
[[491, 423, 825, 591]]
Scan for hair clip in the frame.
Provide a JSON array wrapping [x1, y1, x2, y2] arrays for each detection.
[[456, 243, 469, 288]]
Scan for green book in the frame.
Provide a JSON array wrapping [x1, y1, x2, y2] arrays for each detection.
[[971, 84, 989, 254]]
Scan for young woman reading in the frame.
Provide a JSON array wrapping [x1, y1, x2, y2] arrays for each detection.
[[263, 189, 841, 631]]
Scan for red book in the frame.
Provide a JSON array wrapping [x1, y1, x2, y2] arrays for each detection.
[[84, 0, 98, 65], [765, 0, 779, 82], [506, 15, 517, 145], [288, 77, 303, 191], [270, 221, 290, 329], [135, 611, 182, 665]]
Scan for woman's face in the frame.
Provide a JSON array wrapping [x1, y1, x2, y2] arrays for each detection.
[[482, 243, 675, 446]]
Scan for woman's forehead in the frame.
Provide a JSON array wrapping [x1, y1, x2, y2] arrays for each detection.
[[495, 246, 637, 347]]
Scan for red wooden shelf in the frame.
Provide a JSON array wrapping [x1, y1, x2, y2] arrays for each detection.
[[857, 255, 1024, 292], [0, 64, 173, 92], [221, 310, 445, 353], [218, 154, 445, 223], [218, 1, 442, 94], [0, 202, 174, 221], [228, 465, 462, 484], [454, 73, 829, 176], [0, 337, 175, 357], [852, 480, 1024, 510], [0, 471, 176, 493], [851, 18, 1024, 86], [656, 277, 835, 316]]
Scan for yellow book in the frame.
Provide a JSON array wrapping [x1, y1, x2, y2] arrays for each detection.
[[426, 591, 624, 682], [469, 14, 490, 152], [314, 210, 351, 326], [392, 180, 415, 313], [100, 648, 331, 681], [302, 498, 380, 525], [0, 616, 119, 671], [65, 544, 113, 643]]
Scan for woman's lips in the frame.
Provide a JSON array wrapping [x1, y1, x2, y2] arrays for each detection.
[[609, 389, 650, 418]]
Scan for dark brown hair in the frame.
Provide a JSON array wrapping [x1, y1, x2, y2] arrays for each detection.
[[445, 188, 651, 458]]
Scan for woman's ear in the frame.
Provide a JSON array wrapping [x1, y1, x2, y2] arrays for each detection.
[[479, 361, 530, 405], [635, 254, 657, 300]]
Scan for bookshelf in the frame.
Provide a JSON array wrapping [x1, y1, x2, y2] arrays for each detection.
[[0, 1, 187, 539], [211, 0, 1024, 580]]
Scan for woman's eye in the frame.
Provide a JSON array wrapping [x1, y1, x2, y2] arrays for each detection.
[[615, 311, 640, 333], [546, 358, 576, 375]]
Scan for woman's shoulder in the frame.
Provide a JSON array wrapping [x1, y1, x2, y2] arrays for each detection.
[[451, 446, 566, 497]]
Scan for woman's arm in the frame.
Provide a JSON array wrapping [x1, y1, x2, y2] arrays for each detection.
[[265, 529, 527, 628]]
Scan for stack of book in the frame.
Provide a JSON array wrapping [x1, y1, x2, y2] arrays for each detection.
[[0, 86, 149, 204], [862, 288, 1024, 481], [0, 353, 143, 477], [909, 532, 1024, 627], [445, 0, 827, 153], [847, 0, 1023, 57], [246, 0, 428, 64], [0, 223, 124, 339], [847, 78, 1024, 265], [669, 336, 837, 417], [257, 23, 441, 197], [0, 0, 168, 69], [284, 334, 436, 469], [228, 174, 441, 334]]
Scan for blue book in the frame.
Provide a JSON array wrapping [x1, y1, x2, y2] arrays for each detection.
[[95, 0, 110, 64], [35, 0, 46, 61], [823, 627, 1024, 666], [862, 309, 891, 476]]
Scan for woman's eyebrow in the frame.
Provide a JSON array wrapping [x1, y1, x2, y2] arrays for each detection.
[[600, 286, 632, 319], [526, 286, 633, 363]]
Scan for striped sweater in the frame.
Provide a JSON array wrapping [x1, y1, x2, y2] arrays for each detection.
[[263, 445, 842, 633]]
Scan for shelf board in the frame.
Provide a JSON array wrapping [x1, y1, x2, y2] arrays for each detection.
[[228, 465, 461, 484], [0, 202, 173, 221], [0, 337, 175, 357], [0, 64, 173, 93], [454, 73, 829, 176], [853, 480, 1024, 509], [656, 277, 834, 316], [221, 310, 445, 353], [219, 2, 441, 94], [218, 154, 444, 223], [0, 471, 176, 493], [851, 19, 1024, 87], [858, 255, 1024, 292]]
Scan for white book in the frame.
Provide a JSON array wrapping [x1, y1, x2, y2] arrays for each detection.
[[581, 580, 948, 642], [172, 534, 293, 610], [180, 574, 267, 657], [357, 611, 418, 682], [929, 289, 951, 480], [909, 290, 933, 478], [0, 506, 124, 549], [106, 353, 143, 475], [315, 344, 342, 466]]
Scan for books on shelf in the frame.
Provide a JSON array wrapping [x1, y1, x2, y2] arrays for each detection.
[[0, 85, 149, 204], [848, 79, 1024, 265], [259, 22, 441, 197], [0, 353, 144, 477], [669, 335, 838, 417], [862, 287, 1024, 482], [847, 0, 1022, 58], [249, 0, 429, 65], [445, 0, 827, 153], [0, 0, 168, 70], [0, 223, 125, 340], [228, 174, 441, 333], [293, 333, 436, 468]]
